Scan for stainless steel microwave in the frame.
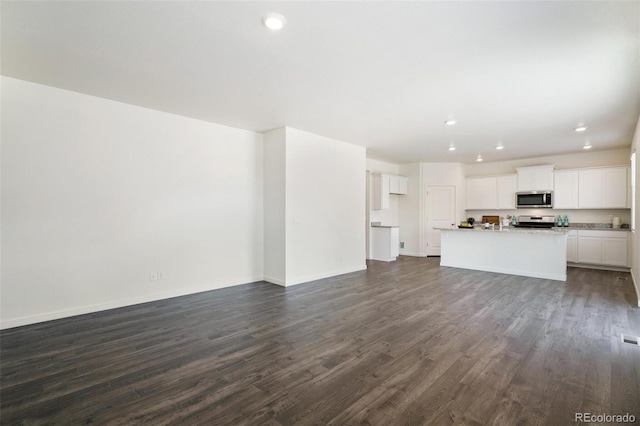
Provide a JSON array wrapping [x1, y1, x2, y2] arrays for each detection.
[[516, 191, 553, 208]]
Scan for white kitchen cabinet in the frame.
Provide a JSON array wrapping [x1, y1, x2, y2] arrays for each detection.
[[567, 230, 577, 262], [577, 236, 602, 264], [389, 175, 399, 194], [370, 226, 400, 261], [576, 230, 628, 267], [397, 176, 408, 195], [466, 176, 497, 209], [372, 174, 407, 209], [497, 174, 517, 209], [554, 170, 579, 209], [516, 165, 555, 191], [601, 238, 628, 267], [372, 174, 390, 210], [578, 169, 602, 208], [389, 175, 408, 195], [601, 167, 628, 208], [578, 166, 629, 209]]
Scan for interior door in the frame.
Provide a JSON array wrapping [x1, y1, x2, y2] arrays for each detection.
[[426, 185, 456, 256]]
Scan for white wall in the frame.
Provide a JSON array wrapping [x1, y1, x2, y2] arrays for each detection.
[[1, 77, 264, 328], [263, 128, 286, 285], [285, 128, 366, 285], [398, 163, 423, 256]]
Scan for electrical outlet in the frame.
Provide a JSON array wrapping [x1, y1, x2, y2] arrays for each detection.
[[149, 272, 158, 281], [609, 215, 613, 221], [400, 242, 405, 248], [157, 272, 162, 280]]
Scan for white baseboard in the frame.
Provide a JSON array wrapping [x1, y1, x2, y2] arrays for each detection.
[[567, 262, 631, 272], [399, 251, 427, 257], [284, 264, 367, 287], [440, 261, 567, 282], [263, 276, 286, 287], [0, 276, 263, 330]]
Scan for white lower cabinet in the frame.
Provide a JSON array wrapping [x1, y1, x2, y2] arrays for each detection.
[[601, 238, 628, 267], [371, 227, 400, 262], [577, 236, 602, 264], [575, 230, 628, 267]]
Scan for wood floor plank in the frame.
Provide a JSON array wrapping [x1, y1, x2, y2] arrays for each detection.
[[1, 258, 639, 425]]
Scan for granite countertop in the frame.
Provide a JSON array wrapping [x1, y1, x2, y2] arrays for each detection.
[[561, 223, 631, 232], [436, 226, 568, 235], [437, 222, 631, 234]]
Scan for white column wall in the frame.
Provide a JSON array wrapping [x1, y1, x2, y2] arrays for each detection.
[[263, 128, 286, 286], [630, 115, 640, 306], [285, 128, 366, 285], [398, 163, 424, 257]]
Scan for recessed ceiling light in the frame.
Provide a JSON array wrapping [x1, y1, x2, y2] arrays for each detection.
[[583, 143, 592, 149], [496, 144, 504, 150], [476, 155, 483, 162], [445, 119, 456, 126], [575, 125, 587, 132], [262, 13, 287, 31], [448, 145, 456, 151]]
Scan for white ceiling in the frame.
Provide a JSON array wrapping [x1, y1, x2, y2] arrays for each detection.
[[2, 1, 639, 164]]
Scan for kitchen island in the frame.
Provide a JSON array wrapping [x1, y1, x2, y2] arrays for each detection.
[[436, 226, 569, 281]]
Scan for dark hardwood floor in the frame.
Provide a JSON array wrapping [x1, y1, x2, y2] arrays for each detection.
[[2, 257, 639, 425]]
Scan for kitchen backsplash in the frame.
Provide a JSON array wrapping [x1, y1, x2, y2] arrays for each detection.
[[466, 209, 632, 226]]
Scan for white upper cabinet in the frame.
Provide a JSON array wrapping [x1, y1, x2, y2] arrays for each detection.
[[601, 167, 628, 208], [553, 170, 579, 209], [390, 175, 408, 195], [398, 176, 408, 194], [578, 166, 629, 209], [389, 175, 400, 194], [466, 176, 498, 210], [371, 173, 407, 209], [466, 174, 516, 210], [516, 165, 555, 191], [466, 165, 629, 211], [497, 174, 517, 209], [578, 169, 602, 208]]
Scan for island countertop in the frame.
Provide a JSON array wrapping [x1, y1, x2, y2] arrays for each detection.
[[435, 226, 568, 235]]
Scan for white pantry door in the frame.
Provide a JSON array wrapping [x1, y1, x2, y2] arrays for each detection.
[[426, 185, 456, 256]]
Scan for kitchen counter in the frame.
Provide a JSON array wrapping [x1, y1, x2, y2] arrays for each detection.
[[561, 223, 631, 232], [437, 226, 567, 235], [439, 225, 630, 233], [371, 225, 400, 228], [437, 226, 567, 281]]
